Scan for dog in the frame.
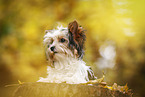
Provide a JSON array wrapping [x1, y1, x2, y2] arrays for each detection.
[[37, 20, 96, 84]]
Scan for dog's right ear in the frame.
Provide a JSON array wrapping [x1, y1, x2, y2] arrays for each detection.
[[45, 30, 49, 34], [45, 30, 53, 34]]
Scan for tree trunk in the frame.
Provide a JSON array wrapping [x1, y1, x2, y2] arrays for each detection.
[[13, 82, 132, 97]]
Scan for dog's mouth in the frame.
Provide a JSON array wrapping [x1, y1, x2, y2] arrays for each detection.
[[54, 51, 58, 54], [49, 52, 54, 59]]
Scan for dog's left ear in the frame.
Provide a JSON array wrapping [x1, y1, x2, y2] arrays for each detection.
[[68, 20, 86, 58]]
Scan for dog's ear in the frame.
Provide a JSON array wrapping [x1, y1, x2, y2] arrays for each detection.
[[68, 20, 86, 58], [45, 30, 53, 34]]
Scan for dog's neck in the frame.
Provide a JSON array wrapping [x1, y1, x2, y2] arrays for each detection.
[[38, 56, 91, 84], [53, 56, 84, 70]]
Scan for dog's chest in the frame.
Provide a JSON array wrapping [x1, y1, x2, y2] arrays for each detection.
[[46, 58, 90, 83]]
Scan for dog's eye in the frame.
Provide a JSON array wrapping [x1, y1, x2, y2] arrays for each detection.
[[60, 38, 66, 43]]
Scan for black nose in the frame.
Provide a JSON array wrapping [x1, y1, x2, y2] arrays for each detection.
[[50, 46, 55, 52]]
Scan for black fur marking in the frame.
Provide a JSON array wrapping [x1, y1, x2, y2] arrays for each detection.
[[68, 30, 86, 58]]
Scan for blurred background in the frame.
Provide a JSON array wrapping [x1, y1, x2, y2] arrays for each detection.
[[0, 0, 145, 97]]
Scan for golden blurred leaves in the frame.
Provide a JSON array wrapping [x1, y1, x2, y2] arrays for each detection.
[[0, 0, 145, 96]]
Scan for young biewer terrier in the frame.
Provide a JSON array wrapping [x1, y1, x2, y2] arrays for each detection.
[[37, 20, 96, 84]]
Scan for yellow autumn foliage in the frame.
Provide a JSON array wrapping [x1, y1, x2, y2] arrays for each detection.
[[0, 0, 145, 97]]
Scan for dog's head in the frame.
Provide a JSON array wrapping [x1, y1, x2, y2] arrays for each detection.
[[43, 20, 86, 66]]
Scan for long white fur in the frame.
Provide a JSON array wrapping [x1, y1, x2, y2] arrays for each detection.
[[37, 25, 94, 84]]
